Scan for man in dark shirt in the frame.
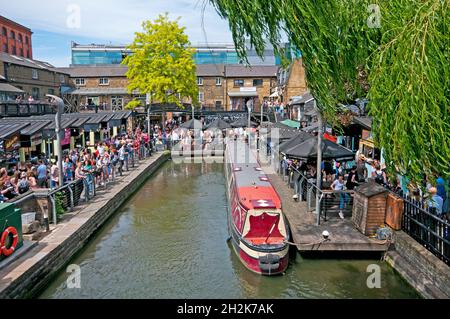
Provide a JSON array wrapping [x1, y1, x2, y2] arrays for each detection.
[[346, 166, 358, 190]]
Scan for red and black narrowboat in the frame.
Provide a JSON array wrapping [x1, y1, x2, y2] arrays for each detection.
[[225, 140, 290, 275]]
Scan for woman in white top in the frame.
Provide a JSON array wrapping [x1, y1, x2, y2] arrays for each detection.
[[331, 175, 347, 219]]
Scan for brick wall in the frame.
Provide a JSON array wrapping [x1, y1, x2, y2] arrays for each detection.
[[0, 16, 33, 59], [4, 63, 70, 99], [385, 231, 449, 299]]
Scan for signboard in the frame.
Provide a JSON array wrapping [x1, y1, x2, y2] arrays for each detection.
[[240, 87, 257, 92], [61, 129, 71, 146], [5, 135, 20, 151], [361, 129, 373, 142]]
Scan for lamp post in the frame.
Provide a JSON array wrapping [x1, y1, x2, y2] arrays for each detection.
[[314, 99, 323, 225], [46, 94, 64, 189]]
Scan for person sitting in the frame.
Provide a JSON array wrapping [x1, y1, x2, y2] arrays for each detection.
[[18, 172, 31, 194]]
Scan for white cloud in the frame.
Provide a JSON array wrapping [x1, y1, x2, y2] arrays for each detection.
[[1, 0, 233, 45]]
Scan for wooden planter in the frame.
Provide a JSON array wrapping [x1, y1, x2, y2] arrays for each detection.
[[385, 193, 404, 230]]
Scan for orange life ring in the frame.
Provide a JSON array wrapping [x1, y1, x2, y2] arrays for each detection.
[[1, 226, 18, 257]]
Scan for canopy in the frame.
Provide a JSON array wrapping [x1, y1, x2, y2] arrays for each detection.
[[231, 118, 258, 128], [282, 137, 355, 161], [280, 119, 301, 129], [206, 118, 231, 130], [278, 132, 315, 153], [180, 119, 203, 130], [0, 83, 24, 93]]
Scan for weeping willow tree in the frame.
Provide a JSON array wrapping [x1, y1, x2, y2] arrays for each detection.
[[209, 0, 449, 183]]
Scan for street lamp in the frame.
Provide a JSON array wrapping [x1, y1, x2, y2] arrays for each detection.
[[314, 99, 323, 226], [46, 94, 64, 189]]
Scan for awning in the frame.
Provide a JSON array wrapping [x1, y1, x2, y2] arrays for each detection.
[[68, 88, 136, 96], [0, 83, 24, 93], [0, 123, 29, 139], [228, 91, 258, 97]]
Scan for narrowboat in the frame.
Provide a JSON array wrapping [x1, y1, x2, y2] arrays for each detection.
[[225, 139, 290, 275]]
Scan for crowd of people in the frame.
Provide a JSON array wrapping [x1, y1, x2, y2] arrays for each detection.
[[284, 153, 449, 218], [0, 128, 153, 203]]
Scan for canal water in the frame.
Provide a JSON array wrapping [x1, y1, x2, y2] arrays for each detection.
[[39, 160, 419, 299]]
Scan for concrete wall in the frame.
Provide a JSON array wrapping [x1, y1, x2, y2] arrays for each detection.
[[385, 231, 449, 299], [0, 153, 169, 299]]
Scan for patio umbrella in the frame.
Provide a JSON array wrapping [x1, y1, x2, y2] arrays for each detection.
[[231, 118, 258, 128], [282, 137, 355, 161], [279, 131, 315, 153], [180, 119, 203, 130], [281, 119, 301, 129], [206, 118, 231, 130]]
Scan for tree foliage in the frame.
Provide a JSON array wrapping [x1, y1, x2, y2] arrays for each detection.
[[209, 0, 449, 182], [123, 14, 198, 109]]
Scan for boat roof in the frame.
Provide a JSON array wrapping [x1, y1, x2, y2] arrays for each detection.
[[226, 140, 282, 210]]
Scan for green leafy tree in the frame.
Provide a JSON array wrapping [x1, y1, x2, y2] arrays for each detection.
[[123, 14, 198, 109], [209, 0, 449, 183]]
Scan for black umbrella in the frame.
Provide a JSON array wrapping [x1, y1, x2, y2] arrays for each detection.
[[206, 118, 231, 130], [231, 118, 258, 128], [282, 137, 355, 161], [180, 119, 203, 130], [279, 131, 315, 153]]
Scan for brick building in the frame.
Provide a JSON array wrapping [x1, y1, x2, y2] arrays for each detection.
[[224, 65, 278, 112], [0, 15, 33, 59], [0, 52, 71, 102], [196, 65, 226, 109], [59, 65, 140, 111], [276, 58, 308, 104]]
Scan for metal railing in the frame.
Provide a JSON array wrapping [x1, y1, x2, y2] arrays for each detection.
[[282, 163, 354, 224], [402, 194, 449, 265], [43, 147, 155, 226]]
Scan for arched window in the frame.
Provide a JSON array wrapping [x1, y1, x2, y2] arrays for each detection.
[[25, 36, 29, 45], [10, 31, 15, 40], [1, 27, 6, 36], [18, 34, 23, 43]]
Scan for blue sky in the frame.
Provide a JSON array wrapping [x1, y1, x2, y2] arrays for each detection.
[[2, 0, 234, 67]]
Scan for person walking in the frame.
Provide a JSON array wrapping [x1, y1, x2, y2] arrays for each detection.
[[37, 160, 48, 188], [331, 175, 347, 220]]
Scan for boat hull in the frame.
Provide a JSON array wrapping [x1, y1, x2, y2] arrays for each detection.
[[228, 215, 289, 275]]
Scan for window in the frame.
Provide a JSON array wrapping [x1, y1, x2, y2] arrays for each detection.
[[26, 50, 30, 59], [234, 79, 244, 87], [32, 69, 38, 79], [10, 31, 15, 40], [60, 74, 65, 83], [19, 48, 24, 57], [48, 89, 55, 95], [1, 27, 6, 36], [215, 100, 222, 109], [11, 46, 16, 55], [99, 78, 109, 85], [75, 78, 85, 86], [2, 43, 7, 52], [18, 34, 23, 43], [25, 36, 29, 45], [198, 91, 204, 102], [215, 77, 222, 86], [32, 87, 39, 99], [253, 79, 263, 87], [111, 96, 123, 111], [197, 77, 203, 86]]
